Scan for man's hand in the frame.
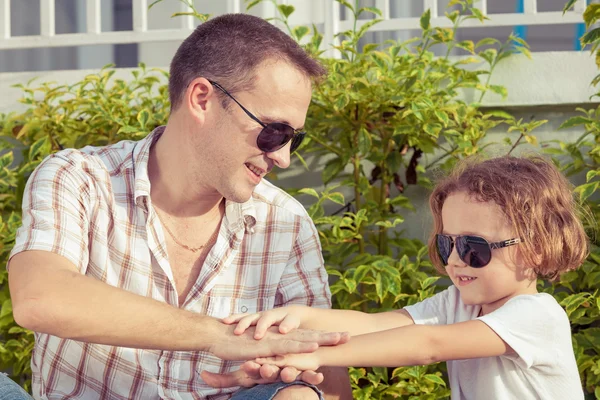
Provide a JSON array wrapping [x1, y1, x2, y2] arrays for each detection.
[[222, 305, 307, 339], [202, 361, 324, 388], [209, 325, 349, 361]]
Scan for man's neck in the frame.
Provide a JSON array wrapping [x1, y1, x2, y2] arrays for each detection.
[[148, 124, 223, 217]]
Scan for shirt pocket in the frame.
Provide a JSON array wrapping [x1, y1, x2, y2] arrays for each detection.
[[206, 296, 275, 319]]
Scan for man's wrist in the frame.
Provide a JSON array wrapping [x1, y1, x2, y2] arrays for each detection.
[[198, 314, 232, 354]]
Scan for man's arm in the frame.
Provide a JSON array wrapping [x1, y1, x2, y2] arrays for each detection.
[[8, 250, 346, 359]]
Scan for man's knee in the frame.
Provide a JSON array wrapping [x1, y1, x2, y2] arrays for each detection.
[[272, 385, 320, 400]]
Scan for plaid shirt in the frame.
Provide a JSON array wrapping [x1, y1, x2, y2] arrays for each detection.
[[9, 127, 331, 400]]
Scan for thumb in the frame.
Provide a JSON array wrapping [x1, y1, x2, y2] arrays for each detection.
[[201, 370, 240, 389]]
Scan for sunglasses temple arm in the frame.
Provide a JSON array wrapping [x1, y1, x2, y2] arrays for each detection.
[[210, 80, 266, 128]]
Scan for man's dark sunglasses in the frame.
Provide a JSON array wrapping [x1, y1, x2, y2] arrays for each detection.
[[436, 234, 521, 268], [208, 80, 305, 154]]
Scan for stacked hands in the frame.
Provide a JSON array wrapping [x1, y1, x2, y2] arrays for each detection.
[[202, 306, 345, 389]]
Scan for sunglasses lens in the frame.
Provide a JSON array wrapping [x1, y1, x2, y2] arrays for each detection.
[[456, 236, 492, 268], [436, 234, 452, 265], [290, 132, 305, 153], [256, 123, 295, 153]]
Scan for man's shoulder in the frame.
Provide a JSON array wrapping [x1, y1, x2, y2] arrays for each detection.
[[38, 139, 140, 180], [252, 179, 310, 219]]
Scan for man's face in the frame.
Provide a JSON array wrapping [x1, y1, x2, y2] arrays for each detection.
[[194, 60, 313, 203]]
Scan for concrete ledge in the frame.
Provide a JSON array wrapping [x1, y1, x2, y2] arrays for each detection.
[[1, 51, 599, 114]]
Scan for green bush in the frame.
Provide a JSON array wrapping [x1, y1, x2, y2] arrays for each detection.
[[0, 0, 598, 398]]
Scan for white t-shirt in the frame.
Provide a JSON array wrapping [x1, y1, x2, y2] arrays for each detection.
[[404, 286, 583, 400]]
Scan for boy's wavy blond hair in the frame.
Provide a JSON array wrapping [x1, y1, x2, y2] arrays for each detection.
[[427, 155, 589, 280]]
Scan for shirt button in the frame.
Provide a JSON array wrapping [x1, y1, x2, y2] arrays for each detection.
[[241, 306, 248, 313]]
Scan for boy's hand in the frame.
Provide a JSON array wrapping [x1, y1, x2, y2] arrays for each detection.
[[255, 353, 321, 372], [210, 325, 348, 361], [222, 305, 307, 339]]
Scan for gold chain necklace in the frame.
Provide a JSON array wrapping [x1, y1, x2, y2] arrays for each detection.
[[155, 208, 222, 253]]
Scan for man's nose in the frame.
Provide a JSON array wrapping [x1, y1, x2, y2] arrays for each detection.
[[266, 141, 292, 169]]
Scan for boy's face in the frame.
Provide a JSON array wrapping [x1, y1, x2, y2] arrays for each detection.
[[441, 191, 537, 315]]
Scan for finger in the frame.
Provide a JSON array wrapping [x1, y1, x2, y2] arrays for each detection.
[[259, 364, 281, 383], [201, 370, 248, 389], [278, 315, 300, 334], [240, 361, 262, 380], [255, 356, 284, 366], [299, 370, 324, 386], [292, 330, 348, 347], [255, 314, 283, 339], [222, 313, 249, 324], [234, 314, 262, 335], [338, 331, 351, 344], [280, 366, 301, 383]]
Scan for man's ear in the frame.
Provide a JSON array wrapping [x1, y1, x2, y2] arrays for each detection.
[[185, 77, 215, 124]]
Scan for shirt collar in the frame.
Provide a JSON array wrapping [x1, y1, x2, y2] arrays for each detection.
[[132, 125, 257, 233]]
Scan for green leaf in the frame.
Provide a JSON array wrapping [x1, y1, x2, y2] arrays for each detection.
[[277, 4, 295, 19], [423, 373, 447, 386], [583, 4, 600, 27], [298, 188, 319, 198], [456, 40, 475, 54], [563, 0, 577, 14], [581, 28, 600, 46], [0, 151, 14, 169], [0, 299, 12, 319], [421, 276, 439, 289], [328, 192, 345, 205], [245, 0, 262, 11], [292, 26, 310, 41], [576, 181, 599, 202], [586, 170, 599, 182], [558, 116, 593, 129], [29, 136, 51, 160], [358, 128, 372, 156], [486, 110, 514, 120], [334, 93, 350, 111], [337, 0, 355, 14], [322, 158, 345, 184], [137, 109, 150, 130], [480, 48, 497, 65], [420, 9, 431, 31], [358, 7, 382, 17], [434, 110, 449, 127], [489, 85, 508, 98], [475, 38, 501, 48]]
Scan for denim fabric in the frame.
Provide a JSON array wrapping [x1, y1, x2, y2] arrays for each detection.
[[0, 373, 32, 400], [230, 381, 324, 400]]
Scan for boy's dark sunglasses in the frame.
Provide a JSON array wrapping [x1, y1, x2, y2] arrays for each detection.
[[208, 80, 305, 154], [436, 234, 521, 268]]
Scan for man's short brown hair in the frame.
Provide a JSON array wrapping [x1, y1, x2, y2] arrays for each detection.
[[169, 13, 327, 110]]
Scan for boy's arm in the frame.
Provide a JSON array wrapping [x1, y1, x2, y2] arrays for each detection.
[[301, 308, 415, 336], [225, 306, 415, 337], [318, 319, 511, 367], [258, 319, 511, 370]]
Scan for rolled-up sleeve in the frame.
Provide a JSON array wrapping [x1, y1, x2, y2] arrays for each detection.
[[275, 216, 331, 309], [9, 151, 91, 273]]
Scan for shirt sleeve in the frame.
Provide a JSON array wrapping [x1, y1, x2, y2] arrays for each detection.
[[275, 216, 332, 309], [477, 294, 569, 369], [403, 287, 455, 325], [8, 151, 91, 273]]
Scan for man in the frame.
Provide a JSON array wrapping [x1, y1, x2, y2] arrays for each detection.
[[7, 13, 352, 400]]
